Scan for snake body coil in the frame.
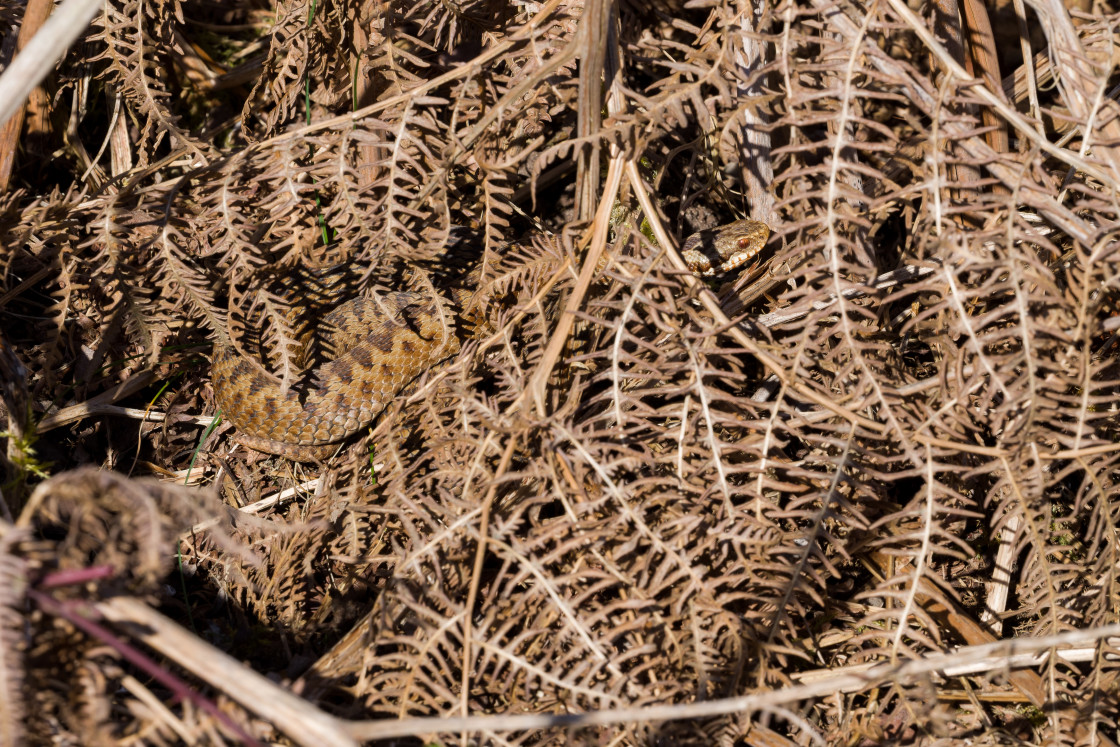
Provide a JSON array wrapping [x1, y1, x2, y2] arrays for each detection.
[[212, 291, 458, 459], [211, 220, 769, 459]]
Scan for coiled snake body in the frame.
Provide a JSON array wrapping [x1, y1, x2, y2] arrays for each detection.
[[212, 220, 769, 459]]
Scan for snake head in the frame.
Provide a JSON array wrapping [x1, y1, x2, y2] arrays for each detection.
[[680, 219, 771, 277]]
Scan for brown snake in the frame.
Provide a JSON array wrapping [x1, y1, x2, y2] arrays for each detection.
[[212, 219, 770, 459]]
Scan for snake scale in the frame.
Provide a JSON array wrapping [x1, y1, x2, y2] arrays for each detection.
[[212, 219, 770, 459]]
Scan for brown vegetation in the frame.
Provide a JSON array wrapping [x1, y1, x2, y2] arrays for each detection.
[[2, 0, 1120, 743]]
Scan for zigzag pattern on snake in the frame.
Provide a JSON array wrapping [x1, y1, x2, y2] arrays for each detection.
[[211, 220, 769, 460], [212, 290, 459, 460]]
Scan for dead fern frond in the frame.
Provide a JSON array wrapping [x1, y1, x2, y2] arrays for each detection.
[[7, 0, 1120, 742]]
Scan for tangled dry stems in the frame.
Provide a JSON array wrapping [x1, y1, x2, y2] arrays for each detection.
[[1, 0, 1120, 743]]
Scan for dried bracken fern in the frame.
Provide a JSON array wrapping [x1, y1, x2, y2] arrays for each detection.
[[2, 0, 1120, 744]]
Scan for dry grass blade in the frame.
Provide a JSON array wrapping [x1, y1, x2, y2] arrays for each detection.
[[0, 0, 102, 131]]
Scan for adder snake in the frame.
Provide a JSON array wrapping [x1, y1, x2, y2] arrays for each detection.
[[212, 219, 770, 459]]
